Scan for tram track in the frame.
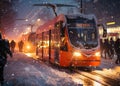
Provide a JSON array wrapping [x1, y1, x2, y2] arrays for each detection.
[[74, 70, 109, 86], [73, 69, 119, 86], [91, 71, 120, 85], [31, 54, 119, 86], [38, 59, 119, 86]]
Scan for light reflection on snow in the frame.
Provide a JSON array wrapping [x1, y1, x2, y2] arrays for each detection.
[[114, 66, 120, 73], [72, 78, 82, 85], [25, 53, 32, 57], [71, 74, 102, 86], [24, 53, 39, 60], [93, 82, 101, 86], [94, 66, 120, 80]]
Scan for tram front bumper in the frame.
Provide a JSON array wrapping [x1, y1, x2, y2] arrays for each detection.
[[71, 60, 101, 67]]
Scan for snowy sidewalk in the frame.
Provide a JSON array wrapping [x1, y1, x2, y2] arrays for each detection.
[[100, 56, 120, 69], [4, 52, 82, 86], [3, 52, 120, 86]]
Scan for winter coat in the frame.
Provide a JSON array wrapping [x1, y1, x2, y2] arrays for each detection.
[[0, 39, 12, 66], [115, 39, 120, 54]]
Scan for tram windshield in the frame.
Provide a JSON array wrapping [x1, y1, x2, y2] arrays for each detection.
[[67, 16, 98, 49]]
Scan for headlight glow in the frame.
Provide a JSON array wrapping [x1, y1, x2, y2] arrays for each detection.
[[26, 45, 31, 49], [95, 52, 101, 57], [73, 52, 81, 57]]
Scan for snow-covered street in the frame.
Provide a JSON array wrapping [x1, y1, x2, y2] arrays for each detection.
[[1, 0, 120, 86], [4, 52, 81, 86], [3, 52, 120, 86]]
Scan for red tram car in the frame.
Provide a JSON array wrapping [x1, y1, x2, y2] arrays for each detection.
[[21, 32, 36, 53], [36, 14, 105, 67]]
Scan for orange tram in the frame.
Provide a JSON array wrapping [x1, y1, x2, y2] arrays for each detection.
[[21, 32, 36, 53], [36, 14, 104, 67]]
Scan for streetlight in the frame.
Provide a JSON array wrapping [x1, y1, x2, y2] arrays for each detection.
[[106, 22, 116, 26], [37, 18, 40, 22]]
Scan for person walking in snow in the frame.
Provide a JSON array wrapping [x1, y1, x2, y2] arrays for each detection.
[[104, 38, 110, 59], [18, 40, 24, 52], [10, 40, 16, 53], [100, 38, 104, 58], [0, 33, 12, 85], [109, 37, 115, 59], [114, 38, 120, 64]]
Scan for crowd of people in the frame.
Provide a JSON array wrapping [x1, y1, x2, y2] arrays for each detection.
[[100, 37, 120, 64], [10, 40, 24, 53]]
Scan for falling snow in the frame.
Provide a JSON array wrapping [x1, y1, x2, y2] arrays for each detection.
[[3, 52, 120, 86]]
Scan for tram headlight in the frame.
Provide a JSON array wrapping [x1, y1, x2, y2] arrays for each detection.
[[95, 52, 101, 57], [73, 52, 81, 57], [26, 45, 31, 49]]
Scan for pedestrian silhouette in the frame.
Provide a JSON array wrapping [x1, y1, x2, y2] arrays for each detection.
[[104, 38, 110, 59], [100, 38, 104, 58], [18, 40, 24, 52], [0, 33, 12, 85], [114, 38, 120, 64], [109, 37, 115, 59], [10, 40, 16, 53]]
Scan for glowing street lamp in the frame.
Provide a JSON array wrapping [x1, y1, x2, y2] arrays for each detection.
[[106, 22, 115, 25], [37, 18, 40, 22]]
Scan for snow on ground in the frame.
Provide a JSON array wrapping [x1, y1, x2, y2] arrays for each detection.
[[3, 52, 120, 86], [100, 55, 120, 69], [95, 55, 120, 82], [4, 52, 82, 86]]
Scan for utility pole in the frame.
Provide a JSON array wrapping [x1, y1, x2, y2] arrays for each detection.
[[80, 0, 83, 13], [27, 24, 34, 32]]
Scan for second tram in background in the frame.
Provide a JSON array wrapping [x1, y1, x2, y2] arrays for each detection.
[[36, 13, 106, 67], [21, 32, 36, 53]]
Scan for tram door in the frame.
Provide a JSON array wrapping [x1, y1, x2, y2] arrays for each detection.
[[51, 23, 60, 63], [43, 31, 49, 61], [36, 33, 43, 59]]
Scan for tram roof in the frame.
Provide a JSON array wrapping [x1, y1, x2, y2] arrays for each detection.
[[36, 13, 97, 34], [36, 14, 66, 34]]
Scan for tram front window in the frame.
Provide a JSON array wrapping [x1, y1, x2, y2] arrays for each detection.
[[67, 17, 98, 49]]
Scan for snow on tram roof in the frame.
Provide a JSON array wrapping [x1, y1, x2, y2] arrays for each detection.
[[36, 14, 66, 34], [36, 13, 97, 34], [65, 13, 97, 20]]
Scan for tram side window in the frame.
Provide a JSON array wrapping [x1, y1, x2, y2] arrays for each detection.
[[36, 33, 42, 48], [60, 21, 65, 37], [51, 30, 54, 49], [60, 37, 68, 51], [59, 21, 68, 51], [51, 29, 60, 49], [54, 21, 68, 51], [43, 31, 49, 48], [55, 21, 65, 37]]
